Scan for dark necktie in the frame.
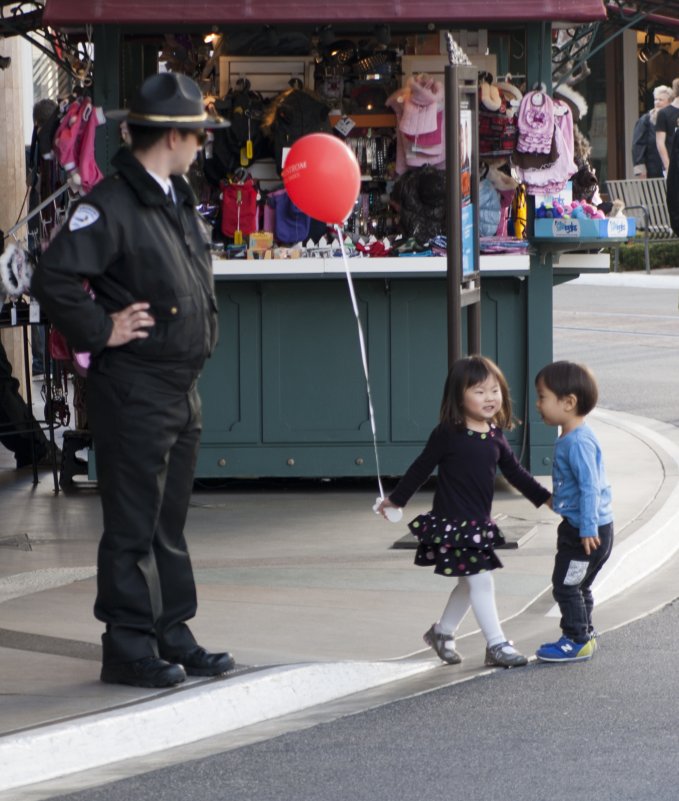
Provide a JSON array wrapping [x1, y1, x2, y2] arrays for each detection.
[[165, 188, 180, 225]]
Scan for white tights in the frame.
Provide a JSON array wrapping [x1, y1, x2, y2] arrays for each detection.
[[437, 572, 506, 647]]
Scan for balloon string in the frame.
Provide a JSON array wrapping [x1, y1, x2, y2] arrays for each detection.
[[335, 224, 385, 501]]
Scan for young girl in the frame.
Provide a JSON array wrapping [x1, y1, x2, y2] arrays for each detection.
[[377, 355, 551, 668]]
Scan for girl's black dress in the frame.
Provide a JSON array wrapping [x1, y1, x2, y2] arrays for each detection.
[[389, 423, 551, 577]]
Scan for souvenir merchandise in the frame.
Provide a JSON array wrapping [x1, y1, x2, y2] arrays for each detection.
[[515, 89, 555, 155], [54, 96, 106, 193], [270, 189, 311, 243], [479, 178, 502, 237], [535, 199, 605, 220], [478, 73, 517, 158], [484, 164, 519, 238], [262, 85, 332, 174], [211, 78, 270, 175], [386, 75, 445, 174], [479, 105, 516, 158], [0, 243, 34, 299], [220, 175, 260, 243], [478, 72, 503, 112], [99, 38, 594, 257], [495, 79, 523, 115], [391, 165, 446, 244], [509, 184, 527, 239], [516, 100, 576, 195], [511, 88, 578, 196]]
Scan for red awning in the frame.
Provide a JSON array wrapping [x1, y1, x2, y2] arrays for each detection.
[[44, 0, 606, 26]]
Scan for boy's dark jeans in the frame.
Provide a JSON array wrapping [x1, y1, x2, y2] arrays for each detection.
[[552, 518, 614, 643]]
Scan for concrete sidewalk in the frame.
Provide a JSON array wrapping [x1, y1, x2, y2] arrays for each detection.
[[1, 407, 679, 795]]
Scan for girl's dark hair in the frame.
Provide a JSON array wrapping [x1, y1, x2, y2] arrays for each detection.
[[535, 360, 598, 415], [440, 355, 515, 430]]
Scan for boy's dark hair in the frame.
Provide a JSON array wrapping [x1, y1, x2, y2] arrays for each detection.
[[440, 354, 515, 430], [535, 360, 598, 415]]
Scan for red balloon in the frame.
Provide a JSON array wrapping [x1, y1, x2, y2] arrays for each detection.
[[282, 133, 361, 225]]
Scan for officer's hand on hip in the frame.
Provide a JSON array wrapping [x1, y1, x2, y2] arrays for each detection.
[[107, 302, 155, 347]]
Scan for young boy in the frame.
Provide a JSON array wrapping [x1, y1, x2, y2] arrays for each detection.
[[534, 361, 614, 663]]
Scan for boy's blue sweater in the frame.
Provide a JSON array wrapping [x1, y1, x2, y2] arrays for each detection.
[[552, 422, 613, 538]]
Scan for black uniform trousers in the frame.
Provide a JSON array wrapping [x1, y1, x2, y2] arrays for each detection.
[[87, 369, 202, 665]]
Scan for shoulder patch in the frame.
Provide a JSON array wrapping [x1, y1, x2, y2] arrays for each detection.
[[69, 204, 101, 231]]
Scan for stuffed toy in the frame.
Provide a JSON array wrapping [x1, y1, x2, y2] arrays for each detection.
[[0, 242, 33, 300], [571, 165, 599, 203], [608, 199, 626, 218]]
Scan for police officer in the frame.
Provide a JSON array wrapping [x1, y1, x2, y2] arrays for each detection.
[[32, 73, 234, 688]]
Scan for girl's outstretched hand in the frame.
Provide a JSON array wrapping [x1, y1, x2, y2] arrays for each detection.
[[377, 497, 398, 519]]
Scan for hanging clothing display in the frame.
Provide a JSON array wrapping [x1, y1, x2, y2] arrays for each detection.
[[512, 92, 577, 195], [387, 74, 445, 174], [54, 96, 106, 193]]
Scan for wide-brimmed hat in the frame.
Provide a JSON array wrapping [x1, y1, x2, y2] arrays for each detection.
[[106, 72, 230, 129]]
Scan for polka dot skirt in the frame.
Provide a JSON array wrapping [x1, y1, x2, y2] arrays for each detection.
[[409, 513, 505, 577]]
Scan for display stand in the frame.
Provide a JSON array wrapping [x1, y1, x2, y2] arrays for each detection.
[[445, 43, 480, 366]]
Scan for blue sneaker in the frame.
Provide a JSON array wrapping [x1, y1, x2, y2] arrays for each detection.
[[536, 636, 594, 663]]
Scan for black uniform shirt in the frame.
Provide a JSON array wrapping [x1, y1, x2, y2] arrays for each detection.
[[33, 147, 218, 392]]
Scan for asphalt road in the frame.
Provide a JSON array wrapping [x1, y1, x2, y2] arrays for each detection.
[[50, 600, 679, 801], [553, 280, 679, 424]]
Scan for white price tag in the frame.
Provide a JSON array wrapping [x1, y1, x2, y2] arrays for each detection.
[[333, 116, 356, 137], [10, 304, 17, 326], [29, 299, 40, 323]]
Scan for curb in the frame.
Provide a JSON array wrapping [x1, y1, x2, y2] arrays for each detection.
[[569, 272, 679, 288], [0, 659, 434, 793], [591, 410, 679, 605]]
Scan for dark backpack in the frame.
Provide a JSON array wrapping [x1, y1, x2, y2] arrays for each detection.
[[211, 80, 271, 177], [268, 189, 311, 243], [263, 87, 332, 174]]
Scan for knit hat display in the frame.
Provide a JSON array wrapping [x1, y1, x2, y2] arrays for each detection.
[[399, 75, 443, 136], [387, 77, 445, 174]]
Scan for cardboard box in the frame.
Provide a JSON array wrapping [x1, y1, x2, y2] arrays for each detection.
[[249, 232, 274, 250], [533, 217, 636, 239], [534, 181, 573, 211]]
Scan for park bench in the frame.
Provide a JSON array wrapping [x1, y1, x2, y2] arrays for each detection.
[[606, 177, 678, 273]]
